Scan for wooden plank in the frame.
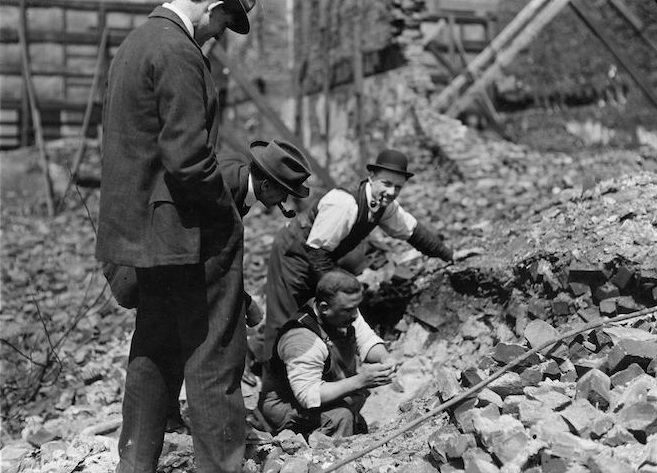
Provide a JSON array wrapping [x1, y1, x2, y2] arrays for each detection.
[[18, 0, 55, 216], [0, 0, 157, 13], [446, 0, 571, 117], [59, 26, 109, 210], [0, 28, 131, 46], [608, 0, 657, 56], [352, 0, 367, 174], [320, 0, 332, 167], [209, 42, 335, 188], [570, 0, 657, 110], [0, 65, 96, 77], [434, 0, 549, 112]]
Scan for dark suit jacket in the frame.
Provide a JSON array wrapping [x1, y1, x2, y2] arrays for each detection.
[[96, 6, 241, 268], [218, 154, 252, 218]]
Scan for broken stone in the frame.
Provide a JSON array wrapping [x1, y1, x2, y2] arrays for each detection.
[[488, 372, 526, 398], [461, 367, 486, 388], [590, 329, 613, 350], [540, 452, 568, 473], [611, 266, 635, 290], [527, 298, 549, 320], [611, 363, 646, 388], [524, 319, 558, 352], [568, 342, 593, 362], [603, 326, 657, 344], [599, 298, 617, 317], [531, 412, 571, 445], [570, 282, 591, 297], [279, 457, 310, 473], [607, 338, 657, 373], [39, 440, 68, 464], [0, 441, 35, 473], [612, 374, 657, 412], [546, 431, 604, 462], [492, 342, 539, 366], [551, 294, 572, 316], [275, 430, 309, 454], [397, 458, 436, 473], [262, 447, 285, 473], [462, 448, 498, 473], [427, 426, 476, 463], [525, 385, 571, 410], [559, 359, 578, 382], [452, 397, 478, 433], [616, 295, 641, 314], [516, 398, 554, 427], [308, 431, 335, 450], [576, 368, 611, 409], [519, 365, 544, 386], [433, 365, 462, 400], [578, 305, 601, 322], [601, 424, 638, 447], [594, 283, 620, 304], [473, 414, 529, 465], [477, 388, 504, 408], [587, 454, 635, 473], [568, 264, 607, 286], [617, 401, 657, 436], [461, 317, 488, 340], [560, 399, 607, 437]]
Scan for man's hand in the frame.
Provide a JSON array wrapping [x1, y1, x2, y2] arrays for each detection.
[[245, 298, 264, 328], [356, 363, 396, 389], [453, 247, 484, 262]]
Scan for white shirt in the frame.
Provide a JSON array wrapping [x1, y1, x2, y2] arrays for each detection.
[[277, 304, 384, 409], [245, 174, 258, 209], [162, 2, 194, 37], [306, 182, 418, 251]]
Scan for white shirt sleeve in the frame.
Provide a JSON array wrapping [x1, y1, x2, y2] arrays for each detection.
[[353, 311, 385, 361], [377, 201, 418, 240], [305, 190, 359, 251], [278, 328, 329, 409]]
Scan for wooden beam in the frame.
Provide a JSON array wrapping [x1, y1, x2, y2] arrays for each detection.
[[608, 0, 657, 57], [446, 0, 571, 117], [434, 0, 549, 112], [320, 0, 331, 167], [209, 42, 335, 188], [0, 0, 157, 13], [0, 28, 132, 46], [18, 0, 55, 216], [59, 26, 109, 211], [0, 65, 96, 77], [570, 0, 657, 110], [352, 0, 367, 174]]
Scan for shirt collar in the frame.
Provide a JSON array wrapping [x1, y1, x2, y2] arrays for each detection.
[[162, 2, 194, 37], [245, 173, 258, 208]]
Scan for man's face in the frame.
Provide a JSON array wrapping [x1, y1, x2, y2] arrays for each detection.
[[319, 290, 363, 328], [195, 2, 236, 44], [369, 169, 407, 208], [257, 180, 289, 209]]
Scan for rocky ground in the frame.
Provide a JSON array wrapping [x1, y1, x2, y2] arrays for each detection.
[[2, 112, 657, 473]]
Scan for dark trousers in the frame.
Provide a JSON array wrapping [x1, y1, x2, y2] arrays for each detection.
[[116, 252, 246, 473], [258, 390, 367, 438]]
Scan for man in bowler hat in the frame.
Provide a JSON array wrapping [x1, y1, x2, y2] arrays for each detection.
[[259, 149, 481, 362], [95, 0, 258, 472]]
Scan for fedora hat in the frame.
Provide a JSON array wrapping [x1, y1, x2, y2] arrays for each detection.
[[366, 149, 414, 178], [250, 139, 312, 198], [224, 0, 256, 35]]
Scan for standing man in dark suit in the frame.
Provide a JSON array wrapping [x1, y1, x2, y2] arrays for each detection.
[[95, 1, 257, 472]]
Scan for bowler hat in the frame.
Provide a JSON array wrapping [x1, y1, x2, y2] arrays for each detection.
[[225, 0, 256, 35], [250, 139, 312, 198], [366, 149, 414, 178]]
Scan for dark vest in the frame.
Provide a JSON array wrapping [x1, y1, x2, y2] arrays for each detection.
[[286, 180, 385, 261], [261, 305, 358, 401]]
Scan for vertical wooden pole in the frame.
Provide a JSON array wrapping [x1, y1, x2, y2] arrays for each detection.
[[18, 0, 55, 216], [292, 0, 306, 140], [352, 0, 367, 174], [320, 0, 331, 166], [447, 14, 456, 67]]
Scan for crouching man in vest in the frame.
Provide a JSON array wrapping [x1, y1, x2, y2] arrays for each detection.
[[258, 269, 397, 438]]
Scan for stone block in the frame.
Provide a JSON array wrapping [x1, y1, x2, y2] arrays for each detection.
[[461, 367, 486, 388], [519, 365, 543, 386], [473, 414, 529, 465], [308, 431, 335, 450], [568, 342, 593, 362], [559, 359, 578, 382], [578, 306, 601, 322], [611, 363, 646, 388], [569, 282, 591, 297], [590, 329, 612, 350], [275, 430, 309, 454], [576, 368, 611, 409], [612, 374, 657, 412], [598, 298, 617, 317], [488, 372, 526, 398], [559, 399, 606, 437], [610, 266, 634, 290], [616, 295, 640, 314], [594, 283, 620, 304], [551, 294, 572, 316], [516, 398, 553, 427], [452, 397, 478, 433], [280, 457, 309, 473], [540, 452, 568, 473], [527, 298, 548, 320], [492, 343, 539, 367], [501, 395, 525, 416], [433, 365, 462, 401], [397, 458, 438, 473], [601, 424, 638, 447], [462, 448, 499, 473], [587, 454, 635, 473], [546, 431, 603, 462], [567, 264, 606, 286], [524, 319, 558, 352], [530, 412, 571, 445], [428, 426, 476, 463], [607, 339, 657, 373], [524, 386, 571, 410], [617, 401, 657, 435], [477, 388, 504, 408]]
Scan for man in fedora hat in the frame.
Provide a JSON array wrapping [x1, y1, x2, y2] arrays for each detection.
[[96, 0, 257, 471], [259, 149, 481, 362]]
